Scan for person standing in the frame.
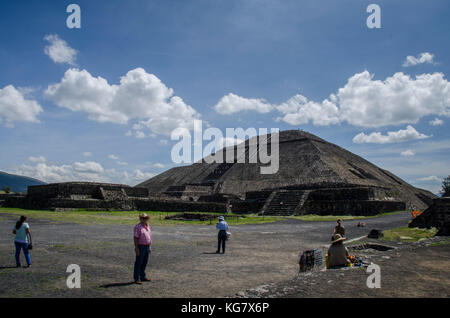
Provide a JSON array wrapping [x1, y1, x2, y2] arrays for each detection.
[[133, 213, 152, 284], [216, 216, 229, 254], [13, 216, 32, 268], [334, 219, 346, 237]]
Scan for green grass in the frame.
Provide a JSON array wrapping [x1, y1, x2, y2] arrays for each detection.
[[288, 210, 405, 222], [0, 207, 285, 226], [381, 226, 438, 242], [429, 238, 450, 247], [0, 207, 407, 226]]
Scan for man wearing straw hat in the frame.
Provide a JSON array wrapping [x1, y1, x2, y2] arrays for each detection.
[[133, 213, 152, 284], [327, 234, 349, 268]]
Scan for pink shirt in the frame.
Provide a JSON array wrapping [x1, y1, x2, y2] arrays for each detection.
[[134, 223, 152, 245]]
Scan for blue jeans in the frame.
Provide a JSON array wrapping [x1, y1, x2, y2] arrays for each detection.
[[15, 241, 31, 266], [134, 245, 150, 281]]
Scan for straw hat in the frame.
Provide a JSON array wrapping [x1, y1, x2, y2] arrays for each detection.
[[139, 213, 149, 219], [331, 234, 346, 244]]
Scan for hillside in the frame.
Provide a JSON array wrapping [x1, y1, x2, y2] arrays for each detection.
[[0, 171, 46, 193]]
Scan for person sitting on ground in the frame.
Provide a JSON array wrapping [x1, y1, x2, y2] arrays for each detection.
[[216, 216, 229, 254], [327, 234, 349, 268], [334, 219, 346, 237], [12, 215, 32, 268]]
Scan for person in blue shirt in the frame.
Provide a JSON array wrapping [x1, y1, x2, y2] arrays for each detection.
[[215, 216, 229, 254], [12, 215, 32, 267]]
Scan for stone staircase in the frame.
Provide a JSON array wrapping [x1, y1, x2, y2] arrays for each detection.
[[261, 190, 310, 216]]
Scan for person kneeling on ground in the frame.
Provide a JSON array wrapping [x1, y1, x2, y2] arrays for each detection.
[[216, 216, 229, 254], [133, 213, 152, 284], [327, 234, 349, 268]]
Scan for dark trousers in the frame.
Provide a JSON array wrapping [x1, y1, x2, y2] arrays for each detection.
[[217, 230, 227, 253], [15, 241, 31, 266], [134, 245, 150, 281]]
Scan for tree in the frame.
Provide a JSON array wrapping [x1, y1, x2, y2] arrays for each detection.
[[1, 186, 12, 194], [442, 175, 450, 197]]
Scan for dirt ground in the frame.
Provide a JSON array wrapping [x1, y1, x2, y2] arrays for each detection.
[[233, 238, 450, 298], [0, 211, 448, 298]]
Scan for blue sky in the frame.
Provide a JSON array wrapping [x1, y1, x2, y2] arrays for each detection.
[[0, 0, 449, 193]]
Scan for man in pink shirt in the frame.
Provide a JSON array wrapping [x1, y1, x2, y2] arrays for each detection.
[[133, 213, 152, 284]]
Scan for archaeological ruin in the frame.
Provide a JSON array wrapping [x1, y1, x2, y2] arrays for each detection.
[[4, 130, 437, 215]]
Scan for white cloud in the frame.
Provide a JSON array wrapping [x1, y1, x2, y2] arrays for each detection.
[[117, 161, 128, 166], [417, 175, 442, 182], [44, 34, 77, 66], [400, 150, 415, 156], [218, 71, 450, 129], [0, 85, 43, 126], [220, 137, 244, 148], [214, 93, 274, 115], [14, 161, 155, 186], [44, 68, 201, 136], [153, 163, 165, 169], [73, 161, 104, 174], [28, 156, 46, 163], [402, 52, 435, 67], [82, 152, 92, 157], [276, 94, 340, 126], [429, 118, 444, 126], [337, 71, 450, 127], [353, 125, 430, 144], [108, 154, 119, 160]]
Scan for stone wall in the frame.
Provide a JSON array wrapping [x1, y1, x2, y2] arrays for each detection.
[[300, 200, 406, 216], [409, 197, 450, 236]]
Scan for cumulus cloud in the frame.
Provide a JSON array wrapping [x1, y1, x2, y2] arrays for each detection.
[[0, 85, 43, 126], [14, 160, 154, 186], [417, 175, 442, 182], [108, 154, 119, 160], [153, 163, 165, 168], [214, 93, 274, 115], [28, 156, 46, 163], [82, 152, 92, 157], [352, 125, 430, 144], [276, 94, 340, 126], [337, 71, 450, 127], [429, 118, 444, 126], [402, 52, 435, 67], [44, 34, 78, 66], [400, 150, 415, 156], [217, 71, 450, 129], [44, 68, 201, 136]]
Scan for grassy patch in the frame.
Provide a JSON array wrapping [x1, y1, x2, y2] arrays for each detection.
[[288, 211, 405, 222], [429, 239, 450, 247], [0, 208, 285, 226], [0, 208, 406, 226], [382, 226, 438, 242]]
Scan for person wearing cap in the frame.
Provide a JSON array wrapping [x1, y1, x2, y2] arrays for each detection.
[[133, 213, 152, 284], [215, 216, 229, 254], [327, 234, 349, 268]]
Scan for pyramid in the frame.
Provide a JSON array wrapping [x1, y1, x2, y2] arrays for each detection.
[[138, 130, 436, 215]]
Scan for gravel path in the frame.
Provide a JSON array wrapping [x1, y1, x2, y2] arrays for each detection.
[[0, 212, 413, 297]]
